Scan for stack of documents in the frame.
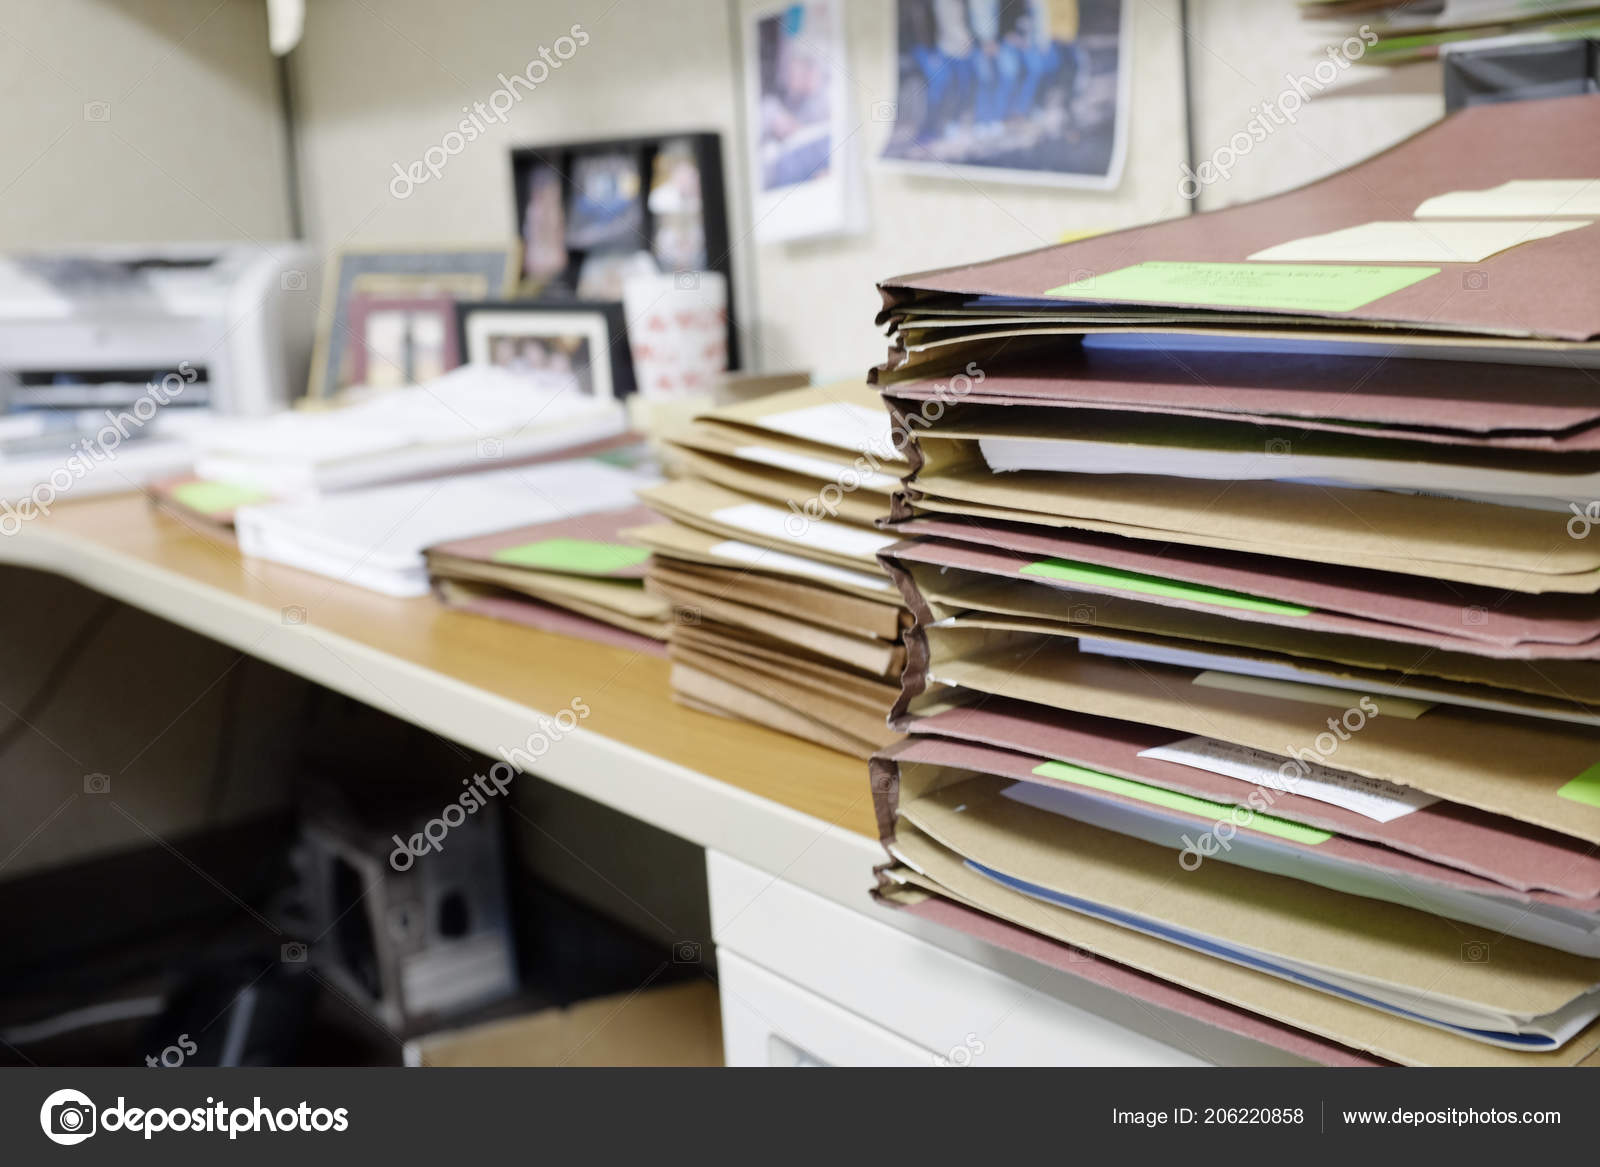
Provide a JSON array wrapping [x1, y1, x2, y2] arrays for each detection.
[[868, 96, 1600, 1065], [235, 456, 660, 599], [628, 383, 909, 758], [426, 498, 671, 654], [191, 364, 627, 501]]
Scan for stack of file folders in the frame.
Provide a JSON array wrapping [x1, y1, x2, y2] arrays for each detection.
[[868, 95, 1600, 1066], [628, 383, 910, 758], [426, 495, 672, 655]]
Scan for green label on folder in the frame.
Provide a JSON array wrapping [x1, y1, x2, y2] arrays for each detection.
[[1019, 558, 1311, 617], [491, 538, 650, 575], [1032, 760, 1332, 845], [1045, 261, 1440, 313], [169, 480, 269, 515], [1558, 762, 1600, 810]]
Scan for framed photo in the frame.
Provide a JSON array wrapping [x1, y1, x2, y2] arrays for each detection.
[[309, 245, 518, 398], [879, 0, 1129, 189], [346, 294, 459, 389], [454, 300, 636, 401], [508, 133, 738, 365], [743, 0, 863, 241]]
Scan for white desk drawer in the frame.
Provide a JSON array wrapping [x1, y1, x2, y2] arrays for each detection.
[[717, 950, 934, 1067], [708, 849, 1219, 1067]]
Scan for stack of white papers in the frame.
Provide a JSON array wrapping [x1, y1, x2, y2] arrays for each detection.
[[235, 458, 659, 596], [196, 365, 626, 498]]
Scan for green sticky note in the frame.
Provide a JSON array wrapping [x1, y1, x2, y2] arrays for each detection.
[[1045, 261, 1439, 313], [1019, 557, 1311, 617], [169, 480, 269, 514], [1032, 760, 1332, 845], [491, 538, 650, 575], [1558, 763, 1600, 809]]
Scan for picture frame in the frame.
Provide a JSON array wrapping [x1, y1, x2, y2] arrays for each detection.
[[508, 133, 738, 366], [345, 294, 460, 389], [879, 0, 1130, 190], [743, 0, 864, 242], [454, 299, 636, 401], [309, 245, 519, 399]]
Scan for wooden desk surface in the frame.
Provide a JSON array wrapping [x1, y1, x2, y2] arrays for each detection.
[[20, 493, 878, 841]]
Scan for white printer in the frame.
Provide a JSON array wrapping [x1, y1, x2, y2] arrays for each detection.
[[0, 242, 315, 417]]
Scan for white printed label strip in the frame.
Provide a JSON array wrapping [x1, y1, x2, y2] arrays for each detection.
[[1138, 735, 1438, 823]]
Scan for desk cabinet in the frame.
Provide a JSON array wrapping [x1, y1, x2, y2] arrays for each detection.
[[707, 851, 1211, 1067]]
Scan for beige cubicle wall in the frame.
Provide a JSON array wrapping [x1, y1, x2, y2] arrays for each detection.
[[0, 0, 293, 248]]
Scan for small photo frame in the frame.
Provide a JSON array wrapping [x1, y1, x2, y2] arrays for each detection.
[[345, 295, 459, 389], [455, 300, 636, 402], [310, 245, 518, 398], [743, 0, 861, 241]]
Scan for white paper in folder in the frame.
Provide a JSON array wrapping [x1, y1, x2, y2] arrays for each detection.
[[1135, 735, 1437, 824], [1415, 179, 1600, 219], [755, 401, 898, 459], [235, 459, 658, 597], [709, 501, 895, 561], [196, 365, 626, 497]]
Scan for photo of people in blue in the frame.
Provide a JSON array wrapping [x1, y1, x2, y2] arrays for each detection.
[[756, 3, 837, 191], [884, 0, 1123, 182]]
